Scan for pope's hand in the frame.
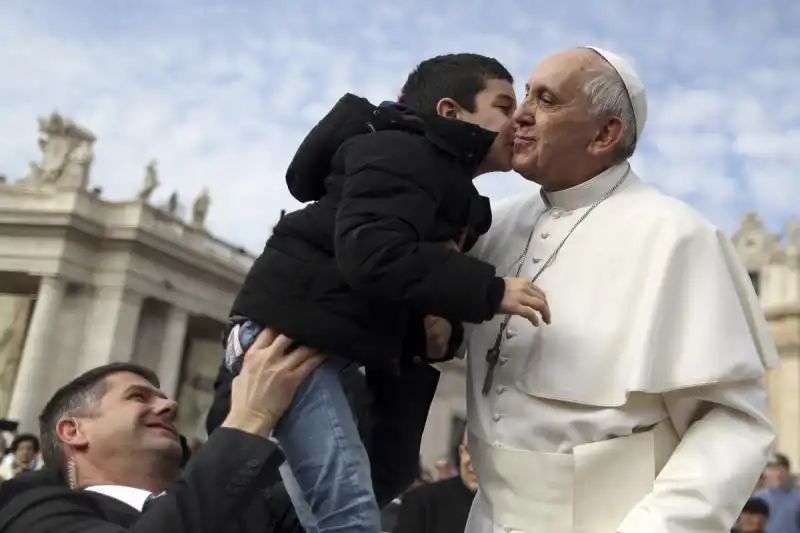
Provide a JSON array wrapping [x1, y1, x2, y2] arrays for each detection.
[[499, 278, 551, 326], [425, 315, 452, 360]]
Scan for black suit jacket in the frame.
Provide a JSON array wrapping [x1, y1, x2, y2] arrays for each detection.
[[0, 428, 286, 533]]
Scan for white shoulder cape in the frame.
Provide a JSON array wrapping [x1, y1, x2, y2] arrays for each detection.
[[470, 173, 778, 407]]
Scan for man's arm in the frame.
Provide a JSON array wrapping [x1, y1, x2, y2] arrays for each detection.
[[617, 379, 773, 533], [335, 131, 505, 324], [1, 428, 285, 533]]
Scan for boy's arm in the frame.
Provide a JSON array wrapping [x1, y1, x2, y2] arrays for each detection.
[[335, 131, 505, 324]]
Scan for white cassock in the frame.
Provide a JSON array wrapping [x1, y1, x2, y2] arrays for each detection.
[[462, 161, 777, 533]]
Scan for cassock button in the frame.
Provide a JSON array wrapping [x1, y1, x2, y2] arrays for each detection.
[[532, 257, 542, 263], [552, 210, 561, 219], [492, 413, 502, 422], [499, 358, 507, 366], [496, 385, 505, 394], [505, 328, 515, 339], [540, 232, 550, 239], [413, 356, 422, 364]]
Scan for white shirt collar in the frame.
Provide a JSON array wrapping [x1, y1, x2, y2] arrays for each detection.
[[85, 485, 153, 511], [541, 161, 631, 211]]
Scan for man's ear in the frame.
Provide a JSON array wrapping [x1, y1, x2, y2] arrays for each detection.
[[56, 417, 89, 451], [435, 97, 462, 119]]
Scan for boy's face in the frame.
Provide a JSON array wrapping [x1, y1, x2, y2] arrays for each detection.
[[454, 78, 517, 172]]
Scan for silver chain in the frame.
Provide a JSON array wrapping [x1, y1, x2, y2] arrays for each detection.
[[481, 169, 630, 395]]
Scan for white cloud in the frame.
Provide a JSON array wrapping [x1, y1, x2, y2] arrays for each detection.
[[0, 0, 797, 252]]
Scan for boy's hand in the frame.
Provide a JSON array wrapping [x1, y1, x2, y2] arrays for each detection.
[[424, 315, 452, 360], [499, 278, 551, 326]]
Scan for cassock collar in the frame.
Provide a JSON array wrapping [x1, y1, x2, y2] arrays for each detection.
[[85, 484, 153, 511], [541, 161, 630, 210]]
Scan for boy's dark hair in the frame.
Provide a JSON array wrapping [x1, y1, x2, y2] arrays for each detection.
[[38, 362, 159, 472], [399, 53, 513, 114], [10, 433, 40, 454]]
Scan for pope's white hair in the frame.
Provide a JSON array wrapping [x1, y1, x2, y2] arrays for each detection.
[[582, 69, 637, 160]]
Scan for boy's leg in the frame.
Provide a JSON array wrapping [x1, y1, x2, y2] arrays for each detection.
[[275, 357, 381, 533], [279, 461, 320, 533]]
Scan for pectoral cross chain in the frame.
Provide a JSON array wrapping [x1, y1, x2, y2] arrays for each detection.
[[479, 169, 630, 396]]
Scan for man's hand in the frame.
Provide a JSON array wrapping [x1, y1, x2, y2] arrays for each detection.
[[223, 329, 324, 438], [424, 315, 452, 361], [499, 278, 551, 326]]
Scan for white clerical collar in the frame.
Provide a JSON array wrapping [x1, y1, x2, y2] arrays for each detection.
[[541, 161, 630, 211], [85, 484, 153, 511]]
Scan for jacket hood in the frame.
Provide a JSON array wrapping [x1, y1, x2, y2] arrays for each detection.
[[285, 94, 499, 203]]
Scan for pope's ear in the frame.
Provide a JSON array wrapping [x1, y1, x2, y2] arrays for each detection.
[[588, 116, 624, 157]]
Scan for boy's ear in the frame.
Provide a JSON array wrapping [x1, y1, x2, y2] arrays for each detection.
[[435, 98, 461, 120]]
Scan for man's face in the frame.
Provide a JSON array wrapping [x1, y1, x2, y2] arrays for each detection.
[[74, 372, 181, 465], [737, 511, 767, 533], [459, 433, 477, 491], [512, 49, 608, 187], [456, 78, 517, 172]]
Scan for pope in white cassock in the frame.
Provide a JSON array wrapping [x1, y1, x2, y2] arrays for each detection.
[[462, 46, 777, 533]]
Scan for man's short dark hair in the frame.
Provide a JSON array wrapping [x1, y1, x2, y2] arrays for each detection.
[[399, 53, 513, 114], [38, 362, 159, 472], [10, 433, 40, 454]]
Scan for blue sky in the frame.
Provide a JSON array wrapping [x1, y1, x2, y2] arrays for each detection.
[[0, 0, 798, 252]]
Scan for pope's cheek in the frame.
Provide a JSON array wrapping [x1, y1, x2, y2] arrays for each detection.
[[512, 148, 535, 170]]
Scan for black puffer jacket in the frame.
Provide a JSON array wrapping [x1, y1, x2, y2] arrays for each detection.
[[231, 94, 505, 373]]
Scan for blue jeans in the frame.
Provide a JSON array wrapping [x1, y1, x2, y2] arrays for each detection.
[[226, 321, 380, 533]]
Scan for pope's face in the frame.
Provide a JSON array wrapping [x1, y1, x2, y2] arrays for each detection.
[[512, 49, 606, 188]]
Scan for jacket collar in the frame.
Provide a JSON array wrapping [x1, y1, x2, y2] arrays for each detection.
[[372, 101, 497, 172]]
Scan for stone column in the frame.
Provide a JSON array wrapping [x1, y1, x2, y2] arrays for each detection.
[[7, 277, 66, 431], [157, 306, 189, 398], [79, 287, 143, 371]]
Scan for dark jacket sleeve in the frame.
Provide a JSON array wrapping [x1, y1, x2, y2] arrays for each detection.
[[0, 428, 284, 533], [335, 131, 505, 324]]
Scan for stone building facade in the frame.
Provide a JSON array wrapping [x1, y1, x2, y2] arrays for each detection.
[[0, 112, 248, 441]]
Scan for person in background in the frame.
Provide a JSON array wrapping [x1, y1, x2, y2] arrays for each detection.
[[0, 433, 42, 481], [734, 497, 770, 533], [0, 418, 20, 454], [393, 430, 476, 533], [756, 454, 800, 533]]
